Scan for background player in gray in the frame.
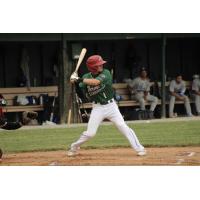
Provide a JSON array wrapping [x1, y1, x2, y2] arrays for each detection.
[[192, 74, 200, 115], [128, 68, 158, 116], [169, 74, 193, 118]]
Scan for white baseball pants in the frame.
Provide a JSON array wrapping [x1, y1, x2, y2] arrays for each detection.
[[132, 92, 158, 111], [169, 95, 192, 117], [71, 100, 144, 152], [194, 94, 200, 114]]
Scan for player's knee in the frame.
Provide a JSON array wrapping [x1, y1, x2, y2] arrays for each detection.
[[84, 131, 96, 138], [139, 98, 145, 103], [184, 96, 189, 102], [154, 97, 158, 104], [138, 98, 145, 107], [116, 122, 128, 131]]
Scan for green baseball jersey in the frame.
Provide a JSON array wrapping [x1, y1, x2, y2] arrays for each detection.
[[79, 69, 114, 104]]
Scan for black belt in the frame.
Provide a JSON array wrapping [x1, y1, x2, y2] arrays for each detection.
[[94, 99, 113, 105]]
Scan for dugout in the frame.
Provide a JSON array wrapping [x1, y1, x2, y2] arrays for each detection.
[[0, 33, 200, 123]]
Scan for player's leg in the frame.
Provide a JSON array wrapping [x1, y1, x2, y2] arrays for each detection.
[[146, 94, 158, 111], [134, 93, 145, 110], [183, 95, 193, 116], [194, 95, 200, 115], [68, 105, 104, 156], [107, 102, 146, 155], [169, 96, 175, 117]]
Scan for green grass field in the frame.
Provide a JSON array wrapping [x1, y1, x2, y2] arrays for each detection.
[[0, 120, 200, 153]]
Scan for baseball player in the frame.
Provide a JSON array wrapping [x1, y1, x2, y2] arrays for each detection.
[[68, 55, 146, 156], [169, 74, 193, 118], [0, 111, 38, 161], [128, 68, 158, 116], [192, 74, 200, 115]]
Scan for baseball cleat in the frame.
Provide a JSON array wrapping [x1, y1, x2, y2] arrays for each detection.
[[137, 149, 147, 156], [67, 144, 80, 157], [67, 150, 78, 157]]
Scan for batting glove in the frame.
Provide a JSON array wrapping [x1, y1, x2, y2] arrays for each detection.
[[70, 72, 83, 83]]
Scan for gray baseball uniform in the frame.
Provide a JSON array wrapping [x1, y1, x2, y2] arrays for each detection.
[[169, 80, 192, 117], [128, 77, 158, 111], [192, 78, 200, 114]]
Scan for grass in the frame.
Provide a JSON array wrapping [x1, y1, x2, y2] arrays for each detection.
[[0, 120, 200, 153]]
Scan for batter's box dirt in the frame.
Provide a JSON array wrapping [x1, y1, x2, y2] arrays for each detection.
[[1, 147, 200, 166]]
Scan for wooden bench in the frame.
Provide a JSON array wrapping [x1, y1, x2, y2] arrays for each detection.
[[80, 81, 193, 109], [0, 86, 58, 113]]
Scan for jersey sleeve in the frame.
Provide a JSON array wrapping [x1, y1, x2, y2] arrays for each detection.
[[96, 70, 111, 84], [79, 74, 87, 89]]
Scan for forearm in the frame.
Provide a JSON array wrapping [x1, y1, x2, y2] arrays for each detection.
[[195, 91, 200, 95], [144, 91, 148, 99], [83, 78, 100, 86], [170, 92, 180, 98]]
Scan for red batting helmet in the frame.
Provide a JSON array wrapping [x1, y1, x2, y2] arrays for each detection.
[[86, 55, 106, 73]]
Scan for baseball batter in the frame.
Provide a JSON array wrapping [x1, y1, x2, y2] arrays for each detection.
[[192, 74, 200, 115], [169, 74, 193, 118], [68, 55, 146, 157]]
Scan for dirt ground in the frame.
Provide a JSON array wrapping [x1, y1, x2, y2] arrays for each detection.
[[1, 147, 200, 166]]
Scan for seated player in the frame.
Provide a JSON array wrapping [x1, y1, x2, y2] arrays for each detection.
[[128, 67, 158, 118], [0, 111, 38, 161], [192, 74, 200, 116], [169, 74, 193, 118]]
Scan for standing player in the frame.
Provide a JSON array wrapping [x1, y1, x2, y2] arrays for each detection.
[[68, 55, 146, 156], [0, 111, 38, 161], [192, 74, 200, 115]]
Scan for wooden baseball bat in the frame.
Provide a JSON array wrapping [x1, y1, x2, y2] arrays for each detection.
[[67, 109, 72, 125], [74, 48, 87, 73]]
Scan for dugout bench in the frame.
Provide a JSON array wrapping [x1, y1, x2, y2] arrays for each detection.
[[0, 86, 58, 113], [80, 81, 194, 116]]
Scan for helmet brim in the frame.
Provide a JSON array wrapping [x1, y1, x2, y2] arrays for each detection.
[[95, 60, 107, 66]]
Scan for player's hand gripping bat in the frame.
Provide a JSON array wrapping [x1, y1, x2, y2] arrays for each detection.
[[70, 48, 87, 83]]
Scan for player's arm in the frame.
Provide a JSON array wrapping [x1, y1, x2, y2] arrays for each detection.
[[192, 81, 200, 95], [82, 78, 100, 86], [170, 91, 181, 98], [180, 82, 186, 94], [128, 79, 137, 94], [195, 90, 200, 95], [169, 81, 182, 99], [71, 71, 109, 86], [70, 73, 100, 86], [170, 90, 184, 100], [144, 80, 151, 99], [83, 72, 110, 86], [192, 89, 200, 95]]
